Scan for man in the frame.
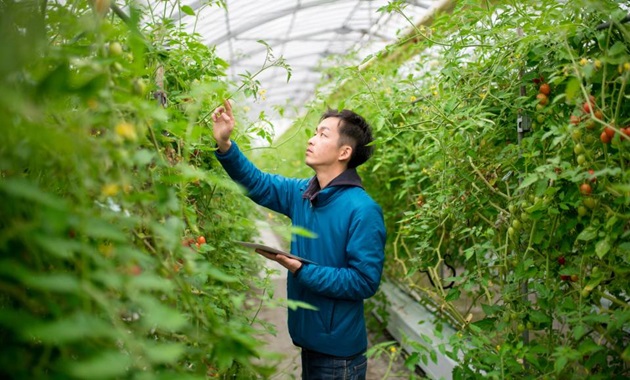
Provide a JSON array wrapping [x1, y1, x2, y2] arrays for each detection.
[[212, 100, 386, 379]]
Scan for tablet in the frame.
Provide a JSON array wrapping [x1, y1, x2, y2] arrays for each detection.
[[235, 241, 317, 265]]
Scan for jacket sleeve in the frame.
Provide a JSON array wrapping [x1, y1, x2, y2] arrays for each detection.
[[296, 203, 386, 300], [214, 141, 298, 217]]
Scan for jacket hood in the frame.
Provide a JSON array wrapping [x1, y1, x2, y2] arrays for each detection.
[[302, 168, 363, 204]]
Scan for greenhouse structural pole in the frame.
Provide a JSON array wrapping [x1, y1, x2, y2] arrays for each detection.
[[516, 27, 532, 369]]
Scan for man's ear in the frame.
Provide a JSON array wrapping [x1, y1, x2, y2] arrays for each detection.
[[338, 145, 353, 162]]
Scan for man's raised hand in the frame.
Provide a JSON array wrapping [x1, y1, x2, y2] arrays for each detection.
[[211, 99, 234, 152]]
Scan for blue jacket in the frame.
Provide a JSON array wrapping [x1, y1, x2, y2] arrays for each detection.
[[216, 142, 386, 357]]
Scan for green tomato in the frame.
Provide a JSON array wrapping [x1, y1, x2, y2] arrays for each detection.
[[512, 219, 522, 230], [577, 206, 588, 216], [577, 154, 587, 166], [109, 41, 123, 57], [508, 227, 515, 237], [132, 78, 146, 96], [583, 197, 598, 209]]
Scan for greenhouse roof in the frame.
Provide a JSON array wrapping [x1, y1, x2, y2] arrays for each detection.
[[172, 0, 441, 122]]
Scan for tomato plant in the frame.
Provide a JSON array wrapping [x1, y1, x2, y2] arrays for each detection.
[[263, 0, 630, 378], [0, 1, 283, 378]]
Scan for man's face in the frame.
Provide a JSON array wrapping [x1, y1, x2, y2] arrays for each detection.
[[305, 117, 348, 169]]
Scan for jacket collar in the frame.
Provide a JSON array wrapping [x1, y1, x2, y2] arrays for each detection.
[[303, 168, 363, 202]]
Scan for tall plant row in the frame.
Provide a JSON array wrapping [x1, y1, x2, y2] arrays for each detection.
[[261, 0, 629, 378], [0, 0, 285, 378]]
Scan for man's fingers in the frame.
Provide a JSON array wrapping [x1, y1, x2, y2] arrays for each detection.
[[255, 249, 278, 261], [224, 99, 232, 114]]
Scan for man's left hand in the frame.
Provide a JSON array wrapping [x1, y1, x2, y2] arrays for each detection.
[[255, 249, 303, 274]]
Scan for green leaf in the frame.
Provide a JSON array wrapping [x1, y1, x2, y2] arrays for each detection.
[[25, 273, 81, 293], [24, 312, 114, 343], [404, 352, 420, 369], [609, 41, 626, 56], [136, 296, 187, 331], [205, 266, 238, 283], [445, 287, 460, 301], [554, 354, 568, 373], [81, 218, 127, 242], [181, 5, 195, 16], [572, 323, 588, 341], [471, 317, 496, 331], [66, 350, 132, 379], [129, 274, 174, 292], [595, 238, 611, 259], [0, 178, 67, 210], [144, 342, 185, 364], [133, 149, 155, 166], [32, 234, 81, 259], [576, 226, 598, 241], [286, 300, 318, 311], [518, 173, 538, 190], [291, 226, 318, 239], [565, 77, 580, 102], [429, 349, 438, 364]]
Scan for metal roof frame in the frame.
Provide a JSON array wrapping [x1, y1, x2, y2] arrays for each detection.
[[161, 0, 438, 125]]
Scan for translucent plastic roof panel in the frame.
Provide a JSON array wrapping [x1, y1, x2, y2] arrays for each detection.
[[169, 0, 440, 123]]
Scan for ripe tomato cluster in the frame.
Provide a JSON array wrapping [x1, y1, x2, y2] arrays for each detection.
[[182, 235, 207, 249], [535, 82, 551, 110]]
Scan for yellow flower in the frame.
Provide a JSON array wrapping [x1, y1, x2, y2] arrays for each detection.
[[594, 60, 602, 69], [579, 57, 588, 66], [87, 98, 99, 110], [389, 346, 397, 353], [115, 122, 137, 141], [410, 95, 417, 102], [98, 243, 113, 258], [624, 62, 630, 71], [101, 183, 120, 197]]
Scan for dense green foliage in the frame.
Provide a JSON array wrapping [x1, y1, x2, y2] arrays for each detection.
[[0, 1, 283, 378], [260, 0, 630, 378]]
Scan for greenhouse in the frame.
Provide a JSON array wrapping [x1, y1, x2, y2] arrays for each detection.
[[1, 0, 629, 379]]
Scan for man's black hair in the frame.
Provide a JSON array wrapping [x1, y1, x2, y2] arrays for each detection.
[[321, 109, 374, 168]]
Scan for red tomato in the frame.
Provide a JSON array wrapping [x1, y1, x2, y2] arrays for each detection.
[[600, 131, 611, 144], [604, 126, 615, 138], [536, 93, 549, 105], [557, 256, 566, 265], [197, 236, 206, 245], [579, 183, 592, 195], [570, 115, 581, 125], [582, 102, 592, 113], [539, 83, 551, 95]]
